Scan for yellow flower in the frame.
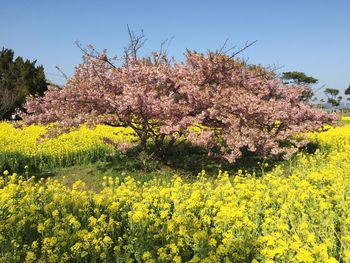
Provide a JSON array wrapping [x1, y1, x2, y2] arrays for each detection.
[[37, 223, 45, 233], [52, 210, 59, 217], [142, 251, 152, 260], [102, 235, 113, 247], [168, 243, 178, 254], [209, 238, 217, 247], [25, 251, 37, 262], [296, 248, 314, 263], [325, 257, 338, 263]]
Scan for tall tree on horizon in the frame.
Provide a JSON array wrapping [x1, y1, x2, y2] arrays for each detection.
[[344, 85, 350, 101], [324, 88, 342, 107]]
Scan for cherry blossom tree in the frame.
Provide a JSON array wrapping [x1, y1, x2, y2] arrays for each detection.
[[21, 35, 337, 163]]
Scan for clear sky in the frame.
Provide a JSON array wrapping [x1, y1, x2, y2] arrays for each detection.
[[1, 0, 349, 100]]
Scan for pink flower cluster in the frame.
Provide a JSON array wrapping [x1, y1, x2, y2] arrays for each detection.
[[22, 49, 337, 162]]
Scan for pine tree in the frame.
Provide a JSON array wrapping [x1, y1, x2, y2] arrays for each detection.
[[0, 48, 48, 119]]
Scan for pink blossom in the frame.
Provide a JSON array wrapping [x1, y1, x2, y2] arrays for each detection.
[[21, 48, 337, 162]]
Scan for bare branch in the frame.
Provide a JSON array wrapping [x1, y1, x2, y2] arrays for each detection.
[[124, 25, 147, 61], [228, 40, 258, 58], [75, 41, 116, 69], [217, 38, 238, 54], [54, 66, 69, 81], [313, 84, 326, 95], [153, 36, 174, 65]]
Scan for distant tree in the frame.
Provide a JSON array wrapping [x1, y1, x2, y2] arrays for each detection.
[[324, 88, 342, 107], [282, 71, 318, 102], [345, 85, 350, 101], [282, 72, 318, 85], [0, 48, 47, 119]]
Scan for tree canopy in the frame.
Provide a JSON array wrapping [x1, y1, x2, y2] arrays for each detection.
[[0, 48, 47, 120], [22, 41, 336, 163], [324, 88, 342, 107], [282, 71, 318, 85], [345, 85, 350, 101]]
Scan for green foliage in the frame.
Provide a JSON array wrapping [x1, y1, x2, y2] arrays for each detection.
[[325, 88, 339, 97], [0, 48, 47, 119], [345, 85, 350, 101], [282, 71, 318, 85], [324, 88, 342, 107]]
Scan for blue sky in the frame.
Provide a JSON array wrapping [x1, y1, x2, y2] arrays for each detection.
[[1, 0, 349, 100]]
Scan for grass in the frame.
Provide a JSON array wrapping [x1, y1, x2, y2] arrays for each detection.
[[36, 162, 179, 192], [32, 142, 316, 192], [341, 119, 350, 125]]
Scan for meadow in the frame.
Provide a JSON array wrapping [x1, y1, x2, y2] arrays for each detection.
[[0, 122, 137, 173], [1, 119, 350, 262]]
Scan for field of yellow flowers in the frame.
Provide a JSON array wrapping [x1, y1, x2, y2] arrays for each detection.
[[0, 122, 137, 172], [0, 121, 350, 262]]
